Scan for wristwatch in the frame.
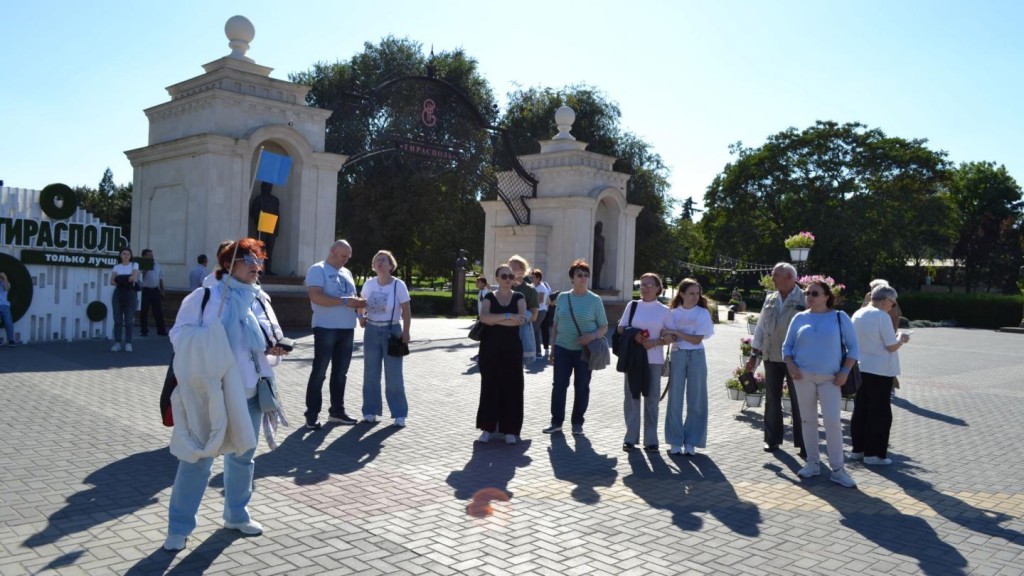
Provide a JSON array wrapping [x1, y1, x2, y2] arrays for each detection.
[[504, 313, 510, 320]]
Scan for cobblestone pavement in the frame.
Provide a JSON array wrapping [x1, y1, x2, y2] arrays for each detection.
[[1, 315, 1022, 575]]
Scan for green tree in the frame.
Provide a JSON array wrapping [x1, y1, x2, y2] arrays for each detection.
[[291, 37, 498, 282], [75, 168, 133, 238], [701, 121, 951, 292], [947, 161, 1024, 292], [500, 85, 677, 278]]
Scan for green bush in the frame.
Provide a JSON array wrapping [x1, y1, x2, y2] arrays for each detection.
[[899, 292, 1023, 329], [409, 291, 476, 317]]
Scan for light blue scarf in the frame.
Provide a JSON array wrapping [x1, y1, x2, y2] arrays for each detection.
[[220, 276, 266, 356]]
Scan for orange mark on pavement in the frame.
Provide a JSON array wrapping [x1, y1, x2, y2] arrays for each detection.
[[467, 488, 510, 518]]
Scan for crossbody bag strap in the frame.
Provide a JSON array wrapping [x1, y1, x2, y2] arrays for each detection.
[[566, 293, 583, 335], [835, 311, 845, 367], [387, 280, 397, 332], [627, 300, 638, 327]]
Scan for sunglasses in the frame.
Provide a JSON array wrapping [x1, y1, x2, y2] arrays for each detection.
[[498, 273, 515, 280], [806, 290, 824, 297], [575, 272, 590, 278], [238, 254, 264, 267], [640, 283, 658, 288]]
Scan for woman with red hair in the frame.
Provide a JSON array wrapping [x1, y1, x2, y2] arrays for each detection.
[[163, 238, 290, 551]]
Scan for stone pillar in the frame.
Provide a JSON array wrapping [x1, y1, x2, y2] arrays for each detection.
[[125, 16, 346, 287], [483, 106, 642, 300]]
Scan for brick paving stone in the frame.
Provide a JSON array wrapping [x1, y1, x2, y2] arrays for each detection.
[[2, 320, 1024, 573]]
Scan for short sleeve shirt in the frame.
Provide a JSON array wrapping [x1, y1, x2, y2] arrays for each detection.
[[306, 261, 358, 329], [361, 277, 411, 323]]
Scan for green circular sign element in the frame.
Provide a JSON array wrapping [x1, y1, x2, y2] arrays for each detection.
[[86, 301, 108, 322], [39, 183, 79, 220], [0, 253, 33, 323]]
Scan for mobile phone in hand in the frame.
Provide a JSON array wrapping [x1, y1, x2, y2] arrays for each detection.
[[276, 338, 295, 352]]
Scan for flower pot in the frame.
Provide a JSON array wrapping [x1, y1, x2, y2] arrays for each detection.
[[741, 354, 752, 366], [841, 397, 855, 412], [789, 247, 810, 262], [782, 396, 792, 412], [746, 322, 756, 335], [726, 388, 744, 401], [744, 393, 764, 408]]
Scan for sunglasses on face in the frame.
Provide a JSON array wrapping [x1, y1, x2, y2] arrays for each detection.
[[640, 283, 658, 288], [806, 290, 824, 297], [498, 273, 515, 280], [238, 254, 264, 267], [575, 273, 590, 278]]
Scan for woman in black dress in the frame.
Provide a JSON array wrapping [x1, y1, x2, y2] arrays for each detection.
[[477, 264, 527, 444]]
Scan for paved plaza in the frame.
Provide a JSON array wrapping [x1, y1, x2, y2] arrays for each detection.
[[1, 314, 1022, 575]]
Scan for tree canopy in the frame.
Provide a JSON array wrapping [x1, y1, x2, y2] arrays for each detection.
[[701, 121, 954, 292], [75, 168, 133, 238]]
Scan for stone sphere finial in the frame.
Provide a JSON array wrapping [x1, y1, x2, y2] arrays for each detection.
[[553, 105, 576, 140], [225, 15, 256, 63]]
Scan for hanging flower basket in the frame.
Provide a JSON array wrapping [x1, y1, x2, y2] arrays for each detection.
[[784, 231, 815, 249], [744, 393, 764, 408], [782, 396, 792, 412], [726, 387, 744, 401], [789, 247, 810, 262], [841, 396, 856, 412]]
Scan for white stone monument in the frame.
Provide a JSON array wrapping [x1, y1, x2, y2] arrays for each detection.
[[125, 16, 346, 287], [481, 106, 642, 298]]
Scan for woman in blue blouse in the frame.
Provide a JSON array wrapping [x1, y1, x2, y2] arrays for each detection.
[[782, 278, 860, 488]]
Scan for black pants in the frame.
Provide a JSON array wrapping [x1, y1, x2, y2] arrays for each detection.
[[140, 287, 166, 335], [763, 360, 802, 449], [851, 372, 894, 458], [540, 306, 556, 348]]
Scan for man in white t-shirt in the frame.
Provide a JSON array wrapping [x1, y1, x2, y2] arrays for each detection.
[[303, 240, 367, 429], [188, 254, 208, 291]]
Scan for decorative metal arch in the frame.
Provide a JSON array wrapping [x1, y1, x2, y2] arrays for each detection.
[[338, 75, 537, 225]]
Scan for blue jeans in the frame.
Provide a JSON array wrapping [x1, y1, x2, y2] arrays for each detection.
[[519, 320, 536, 362], [112, 292, 136, 344], [550, 345, 593, 428], [665, 348, 709, 448], [304, 327, 355, 423], [361, 323, 408, 418], [167, 395, 261, 536], [0, 304, 13, 342]]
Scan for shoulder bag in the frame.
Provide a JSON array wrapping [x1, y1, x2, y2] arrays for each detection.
[[612, 300, 638, 357], [836, 312, 862, 396], [386, 280, 410, 357], [567, 293, 610, 371], [160, 287, 210, 426]]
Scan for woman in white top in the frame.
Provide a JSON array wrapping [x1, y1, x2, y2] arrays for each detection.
[[616, 273, 672, 452], [662, 278, 715, 456], [531, 268, 551, 358], [359, 250, 412, 426], [850, 284, 910, 465], [109, 247, 139, 352]]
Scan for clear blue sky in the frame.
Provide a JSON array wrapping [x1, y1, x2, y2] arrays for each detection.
[[3, 0, 1023, 217]]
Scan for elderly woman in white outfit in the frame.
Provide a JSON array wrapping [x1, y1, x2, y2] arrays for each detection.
[[163, 238, 289, 551]]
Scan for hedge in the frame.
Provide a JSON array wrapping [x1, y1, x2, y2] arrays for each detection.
[[409, 292, 476, 317], [898, 292, 1023, 329]]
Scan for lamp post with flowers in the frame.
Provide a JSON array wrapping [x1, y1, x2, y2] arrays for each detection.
[[784, 231, 815, 266]]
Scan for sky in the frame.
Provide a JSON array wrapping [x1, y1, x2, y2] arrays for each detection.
[[3, 0, 1023, 218]]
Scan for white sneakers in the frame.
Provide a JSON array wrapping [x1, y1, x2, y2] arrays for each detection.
[[849, 452, 864, 461], [162, 534, 186, 551], [864, 456, 892, 466], [363, 414, 377, 423], [669, 445, 682, 455], [124, 343, 133, 352], [110, 343, 122, 352], [685, 445, 696, 456], [478, 431, 491, 443], [224, 520, 263, 535], [394, 417, 406, 427], [505, 434, 517, 444], [830, 469, 857, 488], [797, 462, 821, 478]]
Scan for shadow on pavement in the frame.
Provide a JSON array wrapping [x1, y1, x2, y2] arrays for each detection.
[[547, 434, 618, 503], [23, 448, 177, 549], [891, 396, 968, 427], [623, 451, 761, 537], [873, 459, 1022, 544], [765, 462, 969, 576], [214, 423, 400, 487], [445, 440, 532, 500]]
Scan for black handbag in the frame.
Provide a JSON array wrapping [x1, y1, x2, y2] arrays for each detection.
[[836, 312, 862, 395], [468, 321, 485, 342]]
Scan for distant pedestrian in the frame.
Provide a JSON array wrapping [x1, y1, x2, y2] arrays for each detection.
[[0, 272, 15, 346], [532, 268, 551, 359], [109, 247, 139, 352], [139, 249, 167, 336], [189, 254, 208, 291]]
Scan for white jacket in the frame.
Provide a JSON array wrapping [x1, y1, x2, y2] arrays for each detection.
[[169, 317, 257, 463]]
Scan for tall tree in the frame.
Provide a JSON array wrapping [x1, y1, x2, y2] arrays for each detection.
[[75, 168, 133, 237], [701, 121, 951, 291], [947, 161, 1023, 292], [500, 85, 677, 278], [291, 37, 498, 281]]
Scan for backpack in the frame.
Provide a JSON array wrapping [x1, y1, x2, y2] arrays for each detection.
[[159, 288, 210, 426]]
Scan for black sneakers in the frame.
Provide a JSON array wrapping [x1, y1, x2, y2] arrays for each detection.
[[328, 412, 357, 425]]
